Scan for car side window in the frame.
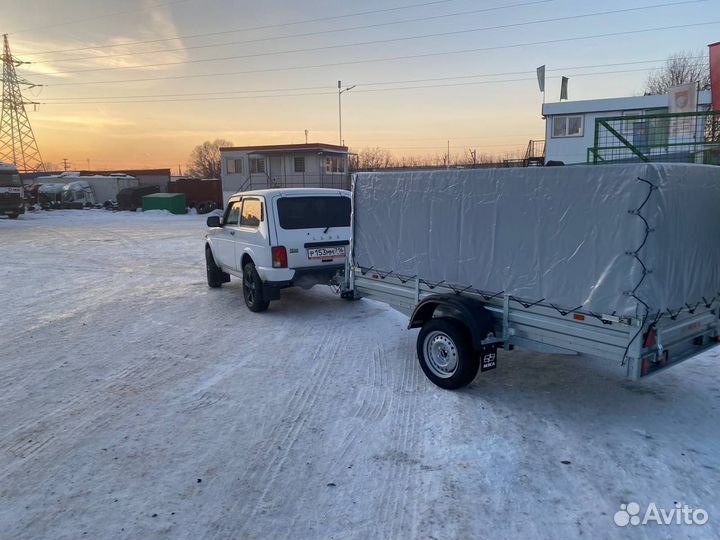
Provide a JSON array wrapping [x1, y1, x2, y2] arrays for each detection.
[[240, 198, 263, 227], [224, 201, 241, 226]]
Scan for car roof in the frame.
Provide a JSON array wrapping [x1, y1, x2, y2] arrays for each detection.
[[228, 187, 349, 201]]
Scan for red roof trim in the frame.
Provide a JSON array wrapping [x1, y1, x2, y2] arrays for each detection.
[[220, 143, 348, 153]]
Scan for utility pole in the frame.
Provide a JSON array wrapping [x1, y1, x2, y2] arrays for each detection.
[[0, 34, 45, 173], [62, 158, 69, 171], [338, 80, 356, 147], [86, 158, 90, 170], [304, 129, 308, 144], [447, 140, 450, 169]]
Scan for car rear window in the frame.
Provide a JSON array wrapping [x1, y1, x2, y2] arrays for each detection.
[[277, 196, 350, 230]]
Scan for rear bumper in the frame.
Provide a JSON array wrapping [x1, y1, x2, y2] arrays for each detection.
[[260, 263, 345, 289], [0, 202, 24, 215]]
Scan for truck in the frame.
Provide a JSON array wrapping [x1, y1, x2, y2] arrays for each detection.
[[34, 172, 139, 208], [344, 163, 720, 389], [0, 162, 24, 219]]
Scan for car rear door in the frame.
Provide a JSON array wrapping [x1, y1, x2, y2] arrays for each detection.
[[273, 194, 351, 269]]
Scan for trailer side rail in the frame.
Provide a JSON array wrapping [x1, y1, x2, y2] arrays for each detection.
[[352, 267, 719, 381]]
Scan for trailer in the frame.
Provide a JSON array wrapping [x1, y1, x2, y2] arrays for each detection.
[[34, 172, 139, 208], [344, 164, 720, 389]]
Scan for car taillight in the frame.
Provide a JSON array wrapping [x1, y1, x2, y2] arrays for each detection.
[[272, 246, 288, 268]]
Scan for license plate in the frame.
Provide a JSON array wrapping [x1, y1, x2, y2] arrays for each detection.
[[480, 346, 497, 372], [307, 246, 345, 259]]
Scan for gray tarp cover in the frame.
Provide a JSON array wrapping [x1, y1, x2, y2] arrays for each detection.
[[352, 164, 720, 317]]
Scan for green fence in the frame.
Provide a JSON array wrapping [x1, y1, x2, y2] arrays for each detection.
[[587, 110, 720, 165]]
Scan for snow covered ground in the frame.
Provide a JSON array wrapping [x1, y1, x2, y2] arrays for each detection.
[[1, 210, 719, 539]]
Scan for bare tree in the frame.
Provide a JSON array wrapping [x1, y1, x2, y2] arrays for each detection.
[[645, 50, 710, 95], [349, 147, 395, 170], [187, 139, 233, 179]]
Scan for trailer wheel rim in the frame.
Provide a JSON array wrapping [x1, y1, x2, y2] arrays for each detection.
[[423, 331, 459, 378]]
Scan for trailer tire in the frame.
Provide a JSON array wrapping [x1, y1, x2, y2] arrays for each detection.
[[205, 246, 228, 288], [417, 317, 478, 389]]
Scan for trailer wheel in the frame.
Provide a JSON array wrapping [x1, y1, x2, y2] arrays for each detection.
[[417, 318, 478, 389], [205, 246, 228, 288]]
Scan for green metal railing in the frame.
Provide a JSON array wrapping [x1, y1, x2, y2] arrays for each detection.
[[587, 110, 720, 165]]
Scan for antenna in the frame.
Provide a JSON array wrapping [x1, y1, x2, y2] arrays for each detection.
[[0, 34, 45, 172]]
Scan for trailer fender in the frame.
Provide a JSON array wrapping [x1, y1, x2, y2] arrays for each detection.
[[408, 294, 495, 351]]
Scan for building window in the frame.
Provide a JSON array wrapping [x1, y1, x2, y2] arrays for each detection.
[[623, 108, 670, 148], [325, 156, 345, 173], [294, 156, 305, 173], [249, 157, 265, 174], [226, 158, 242, 174], [622, 110, 642, 135], [552, 115, 583, 138]]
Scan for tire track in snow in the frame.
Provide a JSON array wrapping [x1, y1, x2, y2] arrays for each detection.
[[248, 331, 344, 537], [373, 332, 423, 538], [210, 324, 342, 538], [0, 355, 202, 478], [329, 343, 392, 474]]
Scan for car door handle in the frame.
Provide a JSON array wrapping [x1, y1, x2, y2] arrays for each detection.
[[230, 231, 235, 235]]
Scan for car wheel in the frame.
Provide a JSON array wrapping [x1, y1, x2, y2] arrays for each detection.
[[205, 247, 227, 288], [416, 318, 478, 390], [7, 213, 19, 219], [243, 262, 270, 312]]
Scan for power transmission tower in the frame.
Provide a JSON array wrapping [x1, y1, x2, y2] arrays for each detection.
[[0, 34, 45, 173]]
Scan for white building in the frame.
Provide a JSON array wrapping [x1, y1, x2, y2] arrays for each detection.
[[220, 143, 349, 202], [542, 90, 712, 164]]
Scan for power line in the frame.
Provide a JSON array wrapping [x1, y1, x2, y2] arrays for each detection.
[[8, 0, 196, 35], [39, 7, 713, 75], [32, 0, 555, 64], [19, 0, 459, 56], [33, 20, 717, 86], [36, 0, 703, 66], [36, 67, 668, 105], [38, 58, 685, 102]]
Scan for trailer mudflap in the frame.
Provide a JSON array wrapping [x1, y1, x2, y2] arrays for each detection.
[[480, 343, 498, 372]]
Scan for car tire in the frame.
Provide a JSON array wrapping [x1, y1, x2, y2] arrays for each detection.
[[243, 262, 270, 312], [7, 213, 19, 219], [416, 317, 479, 390], [205, 247, 228, 288]]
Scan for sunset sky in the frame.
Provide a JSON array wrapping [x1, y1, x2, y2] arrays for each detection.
[[3, 0, 717, 171]]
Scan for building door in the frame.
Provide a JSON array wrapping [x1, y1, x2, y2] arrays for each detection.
[[269, 156, 282, 187]]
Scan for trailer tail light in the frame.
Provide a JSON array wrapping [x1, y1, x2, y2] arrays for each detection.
[[643, 326, 656, 349], [272, 246, 288, 268]]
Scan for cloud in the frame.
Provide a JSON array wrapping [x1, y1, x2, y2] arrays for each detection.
[[15, 2, 188, 78], [32, 114, 135, 130]]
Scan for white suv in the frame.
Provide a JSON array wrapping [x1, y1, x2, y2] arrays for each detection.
[[205, 188, 351, 311]]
